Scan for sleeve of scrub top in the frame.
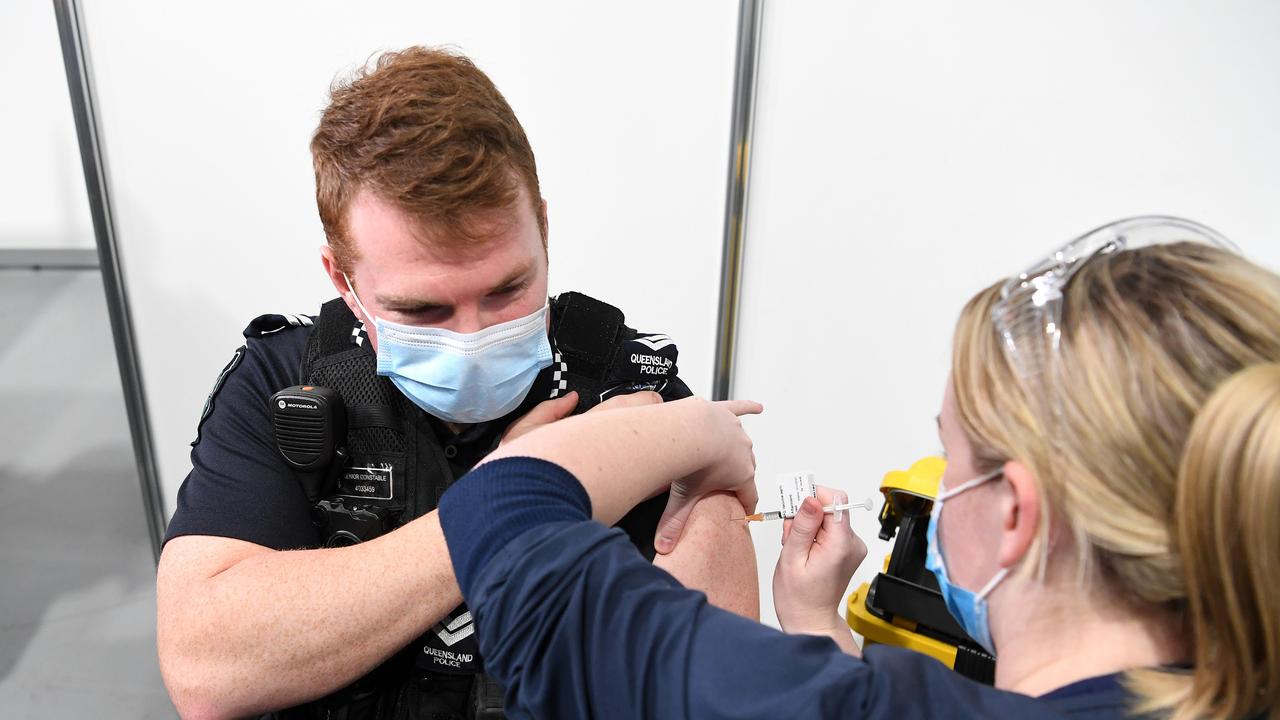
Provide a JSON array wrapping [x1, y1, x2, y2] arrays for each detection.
[[439, 457, 1054, 720]]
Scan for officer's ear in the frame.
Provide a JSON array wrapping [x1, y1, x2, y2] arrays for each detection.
[[320, 245, 360, 318], [539, 199, 549, 255], [996, 459, 1041, 571]]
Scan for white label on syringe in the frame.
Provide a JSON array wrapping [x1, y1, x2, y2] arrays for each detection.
[[777, 472, 817, 518]]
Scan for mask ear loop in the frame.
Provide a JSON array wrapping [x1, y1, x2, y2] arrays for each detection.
[[947, 468, 1012, 602], [342, 273, 377, 327], [975, 566, 1010, 601], [931, 467, 1004, 575], [936, 468, 1004, 502]]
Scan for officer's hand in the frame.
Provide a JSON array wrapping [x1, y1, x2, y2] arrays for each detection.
[[773, 488, 867, 640], [501, 391, 580, 446], [655, 398, 762, 555]]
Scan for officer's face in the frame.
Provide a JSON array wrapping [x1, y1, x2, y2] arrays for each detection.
[[324, 188, 549, 353]]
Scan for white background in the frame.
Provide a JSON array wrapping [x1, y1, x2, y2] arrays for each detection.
[[1, 4, 170, 713], [78, 1, 739, 512], [0, 1, 95, 249], [738, 0, 1280, 627]]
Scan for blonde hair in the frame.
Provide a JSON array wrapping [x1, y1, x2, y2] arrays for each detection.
[[951, 242, 1280, 718], [1160, 363, 1280, 719]]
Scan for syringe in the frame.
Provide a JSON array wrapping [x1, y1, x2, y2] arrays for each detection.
[[737, 497, 874, 523]]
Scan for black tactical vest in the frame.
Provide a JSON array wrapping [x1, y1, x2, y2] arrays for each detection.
[[275, 292, 681, 720]]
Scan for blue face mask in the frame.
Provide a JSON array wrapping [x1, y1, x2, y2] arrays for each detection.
[[924, 468, 1008, 655], [346, 276, 553, 424]]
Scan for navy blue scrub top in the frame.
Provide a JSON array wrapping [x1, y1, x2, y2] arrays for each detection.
[[441, 457, 1178, 720]]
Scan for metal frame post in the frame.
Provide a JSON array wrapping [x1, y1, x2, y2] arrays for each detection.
[[712, 0, 764, 401], [53, 0, 167, 561]]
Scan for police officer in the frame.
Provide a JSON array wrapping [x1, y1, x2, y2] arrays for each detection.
[[155, 46, 758, 720]]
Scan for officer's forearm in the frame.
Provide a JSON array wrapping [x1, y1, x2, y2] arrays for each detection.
[[157, 512, 459, 720]]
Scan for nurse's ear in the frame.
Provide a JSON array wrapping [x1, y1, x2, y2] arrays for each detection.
[[996, 460, 1041, 570]]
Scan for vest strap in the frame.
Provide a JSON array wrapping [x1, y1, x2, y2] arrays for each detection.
[[550, 291, 623, 380]]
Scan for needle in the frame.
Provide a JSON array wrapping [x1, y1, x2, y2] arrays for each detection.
[[734, 497, 874, 523]]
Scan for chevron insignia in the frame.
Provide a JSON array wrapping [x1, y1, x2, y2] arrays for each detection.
[[431, 611, 475, 646]]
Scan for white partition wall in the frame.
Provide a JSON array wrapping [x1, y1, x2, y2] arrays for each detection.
[[737, 1, 1280, 627], [0, 1, 93, 250], [80, 1, 740, 511]]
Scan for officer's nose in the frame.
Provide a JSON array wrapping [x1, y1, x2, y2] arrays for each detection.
[[449, 305, 487, 334]]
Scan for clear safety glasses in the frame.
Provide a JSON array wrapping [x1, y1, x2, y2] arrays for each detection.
[[990, 215, 1239, 383]]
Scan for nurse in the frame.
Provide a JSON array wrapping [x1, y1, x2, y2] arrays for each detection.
[[440, 217, 1280, 719]]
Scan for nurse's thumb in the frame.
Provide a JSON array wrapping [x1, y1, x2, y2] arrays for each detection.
[[654, 488, 695, 555], [501, 392, 578, 445], [780, 497, 823, 561]]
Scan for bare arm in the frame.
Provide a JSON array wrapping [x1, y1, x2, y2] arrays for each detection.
[[654, 491, 760, 619], [504, 393, 762, 619], [481, 396, 761, 540], [157, 513, 458, 720]]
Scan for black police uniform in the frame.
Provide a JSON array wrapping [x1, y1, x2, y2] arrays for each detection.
[[165, 292, 689, 719]]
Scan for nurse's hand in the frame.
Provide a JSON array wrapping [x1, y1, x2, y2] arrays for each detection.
[[773, 488, 866, 656], [655, 398, 762, 554], [501, 391, 580, 445]]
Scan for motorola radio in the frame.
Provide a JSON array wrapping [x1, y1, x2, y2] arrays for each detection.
[[269, 385, 347, 502]]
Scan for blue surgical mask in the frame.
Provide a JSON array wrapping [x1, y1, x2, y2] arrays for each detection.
[[925, 468, 1008, 655], [345, 275, 552, 424]]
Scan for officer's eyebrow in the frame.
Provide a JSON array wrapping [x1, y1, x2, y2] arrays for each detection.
[[378, 294, 449, 314], [486, 263, 535, 295], [376, 263, 535, 314]]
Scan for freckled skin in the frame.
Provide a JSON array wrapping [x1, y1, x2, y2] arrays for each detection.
[[654, 491, 760, 619]]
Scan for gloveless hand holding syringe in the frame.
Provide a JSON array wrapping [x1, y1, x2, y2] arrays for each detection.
[[733, 471, 874, 523]]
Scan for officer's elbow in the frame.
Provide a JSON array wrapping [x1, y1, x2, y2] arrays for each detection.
[[158, 624, 230, 720], [157, 586, 241, 720], [161, 662, 229, 720], [653, 490, 761, 619], [167, 691, 231, 720]]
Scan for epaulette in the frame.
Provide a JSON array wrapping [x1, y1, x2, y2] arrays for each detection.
[[243, 313, 315, 338]]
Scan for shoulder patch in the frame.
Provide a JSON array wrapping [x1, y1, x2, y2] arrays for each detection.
[[244, 313, 315, 338], [614, 332, 679, 382], [191, 346, 245, 447]]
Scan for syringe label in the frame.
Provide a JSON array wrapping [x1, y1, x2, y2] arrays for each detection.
[[777, 472, 817, 518]]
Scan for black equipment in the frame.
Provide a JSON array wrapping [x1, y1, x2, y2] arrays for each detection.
[[270, 385, 348, 502]]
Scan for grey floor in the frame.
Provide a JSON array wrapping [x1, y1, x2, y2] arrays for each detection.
[[0, 269, 173, 718]]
